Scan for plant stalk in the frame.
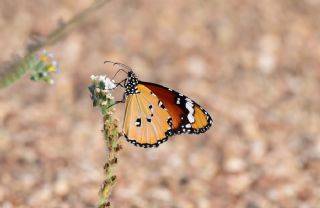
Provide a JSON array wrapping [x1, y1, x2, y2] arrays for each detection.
[[98, 108, 122, 208], [0, 0, 112, 89]]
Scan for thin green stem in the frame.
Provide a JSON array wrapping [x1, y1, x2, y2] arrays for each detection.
[[37, 0, 112, 50], [0, 0, 112, 89], [99, 108, 122, 208], [89, 80, 122, 208]]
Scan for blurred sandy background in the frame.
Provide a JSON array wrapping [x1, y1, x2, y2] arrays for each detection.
[[1, 0, 320, 207]]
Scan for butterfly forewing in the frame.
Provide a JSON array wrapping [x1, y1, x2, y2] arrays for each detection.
[[140, 81, 213, 135], [123, 84, 173, 147]]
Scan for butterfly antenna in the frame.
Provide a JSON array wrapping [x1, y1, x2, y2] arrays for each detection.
[[104, 60, 132, 72], [111, 68, 127, 80]]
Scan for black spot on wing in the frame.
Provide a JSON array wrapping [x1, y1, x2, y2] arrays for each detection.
[[158, 100, 165, 109], [167, 118, 173, 128], [135, 117, 141, 127]]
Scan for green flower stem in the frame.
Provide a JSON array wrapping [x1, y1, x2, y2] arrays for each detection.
[[42, 0, 112, 48], [89, 79, 122, 208], [99, 105, 122, 208], [0, 54, 37, 88], [0, 0, 112, 89]]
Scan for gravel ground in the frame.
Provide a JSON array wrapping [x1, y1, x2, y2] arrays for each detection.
[[1, 0, 320, 207]]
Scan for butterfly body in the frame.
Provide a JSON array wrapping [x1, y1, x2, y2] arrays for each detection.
[[124, 71, 139, 95], [119, 70, 212, 148]]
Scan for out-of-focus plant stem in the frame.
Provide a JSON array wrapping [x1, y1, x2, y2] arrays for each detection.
[[0, 0, 111, 89], [99, 107, 122, 208], [89, 77, 122, 208]]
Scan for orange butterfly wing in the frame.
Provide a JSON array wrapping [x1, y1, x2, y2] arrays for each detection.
[[123, 84, 174, 148], [140, 82, 213, 135]]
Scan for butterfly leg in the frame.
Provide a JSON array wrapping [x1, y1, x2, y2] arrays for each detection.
[[107, 79, 127, 91], [114, 79, 126, 88], [106, 93, 126, 109]]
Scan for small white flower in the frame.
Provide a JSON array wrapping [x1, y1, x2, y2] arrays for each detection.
[[91, 75, 116, 91], [104, 78, 116, 90], [48, 53, 54, 59], [106, 93, 114, 99], [91, 75, 97, 80], [42, 49, 48, 55], [98, 75, 106, 82], [52, 60, 59, 69], [42, 49, 54, 58], [101, 101, 108, 106], [52, 60, 57, 66]]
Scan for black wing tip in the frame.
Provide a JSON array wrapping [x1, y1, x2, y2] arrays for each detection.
[[192, 114, 213, 134], [124, 134, 169, 148], [173, 113, 213, 135], [193, 107, 213, 134]]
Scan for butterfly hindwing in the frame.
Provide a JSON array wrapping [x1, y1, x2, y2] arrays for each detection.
[[140, 81, 213, 135], [123, 84, 174, 148]]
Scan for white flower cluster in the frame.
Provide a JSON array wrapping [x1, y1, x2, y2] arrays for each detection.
[[90, 75, 116, 91]]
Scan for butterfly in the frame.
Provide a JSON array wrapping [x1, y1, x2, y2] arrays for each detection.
[[107, 61, 213, 148]]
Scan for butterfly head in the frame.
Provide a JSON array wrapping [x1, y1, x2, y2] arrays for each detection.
[[125, 71, 139, 95], [127, 71, 137, 79]]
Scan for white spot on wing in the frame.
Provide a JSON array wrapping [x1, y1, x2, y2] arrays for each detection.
[[185, 101, 195, 123], [185, 97, 193, 103]]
